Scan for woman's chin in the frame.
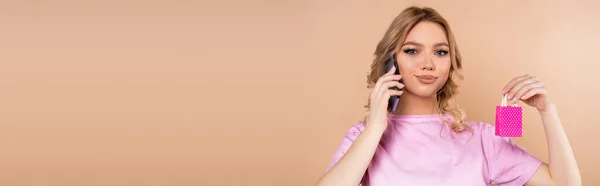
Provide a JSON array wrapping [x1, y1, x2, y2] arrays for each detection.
[[415, 93, 437, 98], [406, 88, 439, 98]]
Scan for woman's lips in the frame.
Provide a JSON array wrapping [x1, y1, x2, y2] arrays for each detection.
[[415, 75, 438, 84]]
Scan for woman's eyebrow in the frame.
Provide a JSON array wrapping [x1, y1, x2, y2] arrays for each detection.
[[401, 41, 422, 47], [401, 41, 449, 47], [433, 42, 449, 47]]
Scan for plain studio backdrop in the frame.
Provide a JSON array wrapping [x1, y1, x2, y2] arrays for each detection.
[[0, 0, 598, 185]]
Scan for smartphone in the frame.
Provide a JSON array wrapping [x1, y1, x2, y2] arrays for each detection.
[[385, 54, 401, 112]]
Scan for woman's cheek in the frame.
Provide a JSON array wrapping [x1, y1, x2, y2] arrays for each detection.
[[397, 57, 417, 72], [435, 59, 452, 72]]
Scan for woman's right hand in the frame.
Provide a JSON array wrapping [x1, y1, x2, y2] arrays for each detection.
[[316, 66, 404, 186], [368, 66, 404, 128]]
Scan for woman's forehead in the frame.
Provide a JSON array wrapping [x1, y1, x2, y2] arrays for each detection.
[[403, 22, 448, 46]]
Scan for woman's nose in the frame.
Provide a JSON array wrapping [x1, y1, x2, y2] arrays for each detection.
[[420, 54, 435, 71]]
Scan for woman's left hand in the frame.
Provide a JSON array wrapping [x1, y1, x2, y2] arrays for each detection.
[[501, 74, 552, 112]]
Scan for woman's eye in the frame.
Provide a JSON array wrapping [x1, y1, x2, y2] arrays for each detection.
[[435, 50, 449, 56], [403, 49, 418, 55]]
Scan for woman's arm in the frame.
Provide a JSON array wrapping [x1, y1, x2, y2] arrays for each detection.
[[316, 65, 403, 186], [524, 103, 582, 186], [502, 74, 582, 186], [316, 123, 386, 186]]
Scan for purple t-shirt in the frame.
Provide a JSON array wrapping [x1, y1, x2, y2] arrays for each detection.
[[326, 113, 542, 186]]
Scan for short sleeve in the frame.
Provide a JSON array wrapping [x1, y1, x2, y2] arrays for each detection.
[[481, 123, 543, 186], [325, 122, 366, 173]]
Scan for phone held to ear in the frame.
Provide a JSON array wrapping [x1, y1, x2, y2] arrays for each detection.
[[385, 54, 401, 112]]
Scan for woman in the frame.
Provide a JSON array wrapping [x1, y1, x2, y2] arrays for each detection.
[[316, 6, 581, 186]]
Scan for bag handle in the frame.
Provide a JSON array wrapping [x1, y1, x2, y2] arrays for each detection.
[[501, 94, 518, 107]]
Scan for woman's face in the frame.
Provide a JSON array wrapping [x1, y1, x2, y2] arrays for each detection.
[[396, 21, 452, 98]]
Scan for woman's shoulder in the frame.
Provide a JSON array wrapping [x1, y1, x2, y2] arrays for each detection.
[[344, 120, 497, 132], [333, 121, 367, 142], [465, 120, 495, 130], [463, 120, 517, 142], [458, 120, 500, 139], [346, 121, 367, 133]]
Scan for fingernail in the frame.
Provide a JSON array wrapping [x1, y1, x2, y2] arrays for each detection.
[[501, 89, 505, 94]]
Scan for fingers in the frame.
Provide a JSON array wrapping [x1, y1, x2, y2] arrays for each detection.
[[369, 65, 404, 111], [511, 81, 544, 104], [520, 87, 547, 101], [502, 74, 549, 105], [386, 65, 396, 75], [377, 81, 405, 99], [373, 75, 402, 93], [371, 76, 400, 100], [501, 74, 530, 95], [373, 66, 400, 90], [506, 76, 538, 102], [390, 90, 404, 96], [371, 66, 401, 100], [382, 90, 404, 100]]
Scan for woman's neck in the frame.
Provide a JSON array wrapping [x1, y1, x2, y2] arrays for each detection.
[[391, 91, 438, 115]]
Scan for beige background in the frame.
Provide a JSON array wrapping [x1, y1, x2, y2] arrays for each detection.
[[0, 0, 598, 185]]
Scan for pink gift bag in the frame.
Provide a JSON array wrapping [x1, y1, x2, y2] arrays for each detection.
[[495, 94, 523, 137]]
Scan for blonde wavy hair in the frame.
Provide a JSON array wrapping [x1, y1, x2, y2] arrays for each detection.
[[364, 6, 470, 133]]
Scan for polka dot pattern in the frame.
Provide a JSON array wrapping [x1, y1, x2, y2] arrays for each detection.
[[495, 106, 523, 137]]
